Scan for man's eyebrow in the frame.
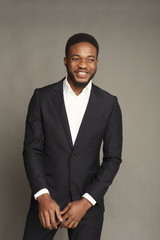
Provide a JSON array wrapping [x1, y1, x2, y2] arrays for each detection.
[[70, 54, 96, 58], [70, 54, 80, 57], [87, 55, 96, 58]]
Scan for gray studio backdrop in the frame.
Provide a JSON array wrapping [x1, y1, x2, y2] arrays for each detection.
[[0, 0, 160, 239]]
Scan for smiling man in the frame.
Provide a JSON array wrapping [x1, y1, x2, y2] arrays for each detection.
[[64, 41, 98, 90], [23, 33, 123, 240]]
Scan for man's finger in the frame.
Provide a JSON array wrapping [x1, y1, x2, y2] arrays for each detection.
[[60, 218, 72, 228], [44, 211, 54, 230], [60, 204, 70, 215], [55, 209, 63, 222], [61, 212, 69, 221], [39, 213, 45, 228], [50, 212, 58, 229], [73, 220, 79, 229], [67, 220, 77, 229]]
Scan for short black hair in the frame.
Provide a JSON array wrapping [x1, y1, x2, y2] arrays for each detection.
[[65, 33, 99, 57]]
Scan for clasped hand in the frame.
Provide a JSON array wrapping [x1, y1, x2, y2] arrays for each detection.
[[37, 194, 92, 230], [59, 199, 92, 229]]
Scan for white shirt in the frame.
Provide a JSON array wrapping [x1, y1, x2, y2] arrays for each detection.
[[34, 78, 96, 206], [63, 78, 91, 145]]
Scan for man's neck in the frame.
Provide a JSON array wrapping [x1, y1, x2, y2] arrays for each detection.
[[67, 78, 88, 96]]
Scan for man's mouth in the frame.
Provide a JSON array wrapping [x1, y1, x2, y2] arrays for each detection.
[[75, 71, 89, 78]]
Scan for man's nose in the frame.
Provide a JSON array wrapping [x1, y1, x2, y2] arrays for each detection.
[[78, 59, 88, 68]]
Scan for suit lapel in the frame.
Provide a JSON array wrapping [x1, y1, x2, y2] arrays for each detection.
[[73, 84, 100, 150], [50, 80, 73, 148], [49, 80, 101, 150]]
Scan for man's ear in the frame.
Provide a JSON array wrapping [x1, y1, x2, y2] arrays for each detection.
[[64, 57, 67, 66], [96, 58, 99, 65]]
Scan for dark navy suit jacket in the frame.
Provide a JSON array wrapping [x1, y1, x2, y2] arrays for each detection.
[[23, 79, 122, 209]]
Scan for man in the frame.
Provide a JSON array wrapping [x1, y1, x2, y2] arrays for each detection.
[[23, 33, 123, 240]]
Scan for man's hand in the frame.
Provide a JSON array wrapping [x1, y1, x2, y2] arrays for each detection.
[[60, 198, 92, 229], [37, 193, 63, 230]]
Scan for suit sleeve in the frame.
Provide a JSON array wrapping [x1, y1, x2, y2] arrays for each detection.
[[85, 96, 123, 204], [23, 89, 48, 195]]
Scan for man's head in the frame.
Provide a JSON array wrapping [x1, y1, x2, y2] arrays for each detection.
[[65, 33, 99, 58], [64, 33, 99, 88]]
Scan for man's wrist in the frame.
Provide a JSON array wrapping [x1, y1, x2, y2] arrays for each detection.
[[34, 188, 50, 200], [80, 197, 92, 210], [37, 193, 51, 203], [82, 193, 96, 206]]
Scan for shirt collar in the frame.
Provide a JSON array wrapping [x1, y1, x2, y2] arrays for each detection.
[[63, 77, 92, 96]]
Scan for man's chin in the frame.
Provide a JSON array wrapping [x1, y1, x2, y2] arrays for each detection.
[[67, 71, 96, 87], [73, 79, 90, 87], [69, 76, 91, 87]]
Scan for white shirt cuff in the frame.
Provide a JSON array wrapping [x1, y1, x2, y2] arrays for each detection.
[[82, 193, 96, 206], [34, 188, 50, 200]]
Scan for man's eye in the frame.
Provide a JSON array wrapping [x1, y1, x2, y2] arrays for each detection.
[[88, 58, 95, 62], [72, 57, 80, 61]]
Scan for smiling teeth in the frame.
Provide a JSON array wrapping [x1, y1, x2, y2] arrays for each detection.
[[79, 72, 87, 75]]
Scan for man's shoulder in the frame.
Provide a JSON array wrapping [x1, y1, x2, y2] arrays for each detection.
[[36, 78, 64, 93], [92, 83, 116, 101]]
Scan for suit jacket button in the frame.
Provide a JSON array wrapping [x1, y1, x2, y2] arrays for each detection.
[[71, 153, 75, 158]]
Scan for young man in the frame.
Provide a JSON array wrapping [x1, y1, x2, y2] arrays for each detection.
[[23, 33, 123, 240]]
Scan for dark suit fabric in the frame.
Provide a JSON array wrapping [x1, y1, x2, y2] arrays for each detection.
[[23, 196, 104, 240], [23, 79, 122, 239]]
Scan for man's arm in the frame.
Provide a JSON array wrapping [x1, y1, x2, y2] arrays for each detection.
[[23, 89, 47, 194], [23, 89, 62, 229], [85, 96, 123, 204]]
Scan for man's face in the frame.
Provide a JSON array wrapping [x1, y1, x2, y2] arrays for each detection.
[[64, 42, 98, 87]]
